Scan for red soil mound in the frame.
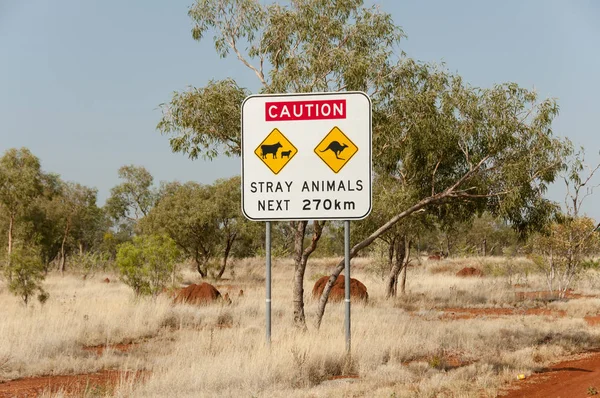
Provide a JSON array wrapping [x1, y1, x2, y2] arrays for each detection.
[[456, 267, 484, 277], [312, 275, 368, 302], [173, 283, 222, 305]]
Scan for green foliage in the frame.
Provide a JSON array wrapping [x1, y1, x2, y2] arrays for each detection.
[[4, 247, 47, 306], [71, 251, 111, 277], [159, 0, 403, 159], [0, 148, 44, 219], [157, 0, 574, 326], [157, 79, 249, 160], [0, 148, 45, 260], [116, 234, 180, 297], [582, 259, 600, 270], [374, 60, 567, 238], [105, 165, 157, 225], [139, 182, 218, 277], [530, 217, 600, 295], [529, 149, 600, 296], [141, 176, 258, 278], [0, 148, 111, 271]]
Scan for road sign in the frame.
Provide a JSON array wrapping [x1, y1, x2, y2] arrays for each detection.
[[241, 92, 371, 220]]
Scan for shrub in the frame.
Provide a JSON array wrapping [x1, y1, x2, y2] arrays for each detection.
[[116, 234, 180, 297], [4, 247, 47, 306]]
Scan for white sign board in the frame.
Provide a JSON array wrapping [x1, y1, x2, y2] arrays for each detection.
[[241, 92, 371, 221]]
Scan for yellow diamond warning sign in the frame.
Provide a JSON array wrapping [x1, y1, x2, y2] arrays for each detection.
[[314, 126, 358, 173], [254, 128, 298, 174]]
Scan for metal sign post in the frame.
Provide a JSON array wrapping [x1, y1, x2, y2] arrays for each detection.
[[265, 221, 271, 346], [344, 220, 351, 353]]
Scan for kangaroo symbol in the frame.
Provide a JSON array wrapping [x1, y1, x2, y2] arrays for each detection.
[[320, 141, 348, 160]]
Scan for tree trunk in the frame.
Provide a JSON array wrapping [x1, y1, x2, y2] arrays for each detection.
[[385, 236, 406, 299], [386, 236, 395, 279], [7, 213, 14, 257], [79, 241, 84, 256], [60, 219, 70, 274], [400, 238, 410, 295], [7, 213, 14, 270], [482, 238, 487, 256], [292, 221, 308, 329], [416, 235, 422, 265], [194, 253, 207, 278], [292, 220, 325, 331], [217, 234, 236, 280], [315, 194, 442, 329]]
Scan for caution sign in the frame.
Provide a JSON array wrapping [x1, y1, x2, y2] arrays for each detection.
[[254, 128, 298, 174], [242, 92, 371, 220], [314, 126, 358, 173]]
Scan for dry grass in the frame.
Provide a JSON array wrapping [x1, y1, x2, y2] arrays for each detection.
[[2, 256, 600, 397]]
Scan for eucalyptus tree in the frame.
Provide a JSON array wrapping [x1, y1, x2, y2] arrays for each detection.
[[530, 149, 600, 297], [158, 0, 403, 329], [0, 148, 44, 262], [314, 62, 568, 328], [142, 177, 258, 279], [105, 165, 157, 234], [54, 182, 99, 273], [140, 181, 219, 277], [211, 176, 260, 278]]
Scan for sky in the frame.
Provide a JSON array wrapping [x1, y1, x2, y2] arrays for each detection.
[[1, 0, 599, 220]]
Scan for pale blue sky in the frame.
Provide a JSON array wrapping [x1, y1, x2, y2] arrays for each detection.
[[1, 0, 599, 220]]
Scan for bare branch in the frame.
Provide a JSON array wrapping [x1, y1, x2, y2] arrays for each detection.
[[227, 36, 267, 87]]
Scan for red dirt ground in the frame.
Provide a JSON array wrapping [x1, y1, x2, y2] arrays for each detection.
[[0, 370, 147, 398], [82, 342, 139, 356], [500, 351, 600, 398], [456, 267, 484, 277], [402, 353, 473, 370], [584, 315, 600, 326], [442, 307, 567, 320], [513, 289, 596, 301]]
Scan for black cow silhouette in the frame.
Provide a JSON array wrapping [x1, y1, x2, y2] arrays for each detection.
[[261, 142, 282, 159], [281, 150, 292, 158], [320, 141, 348, 160]]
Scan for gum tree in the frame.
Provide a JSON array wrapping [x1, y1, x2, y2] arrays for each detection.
[[105, 165, 157, 235], [531, 149, 600, 297], [140, 182, 218, 278], [314, 62, 568, 327], [0, 148, 44, 263], [54, 182, 99, 273], [158, 0, 403, 329]]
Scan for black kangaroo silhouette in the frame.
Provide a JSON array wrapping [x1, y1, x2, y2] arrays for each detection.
[[320, 141, 348, 160]]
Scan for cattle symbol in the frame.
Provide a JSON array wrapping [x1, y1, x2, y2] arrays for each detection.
[[261, 142, 282, 159], [320, 141, 348, 160], [281, 150, 292, 158]]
